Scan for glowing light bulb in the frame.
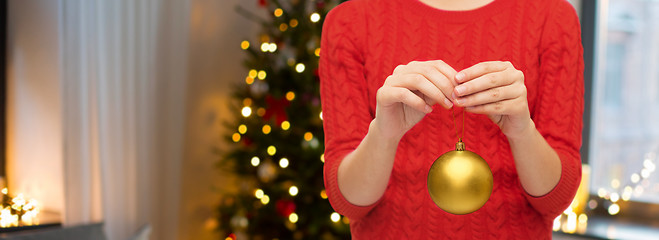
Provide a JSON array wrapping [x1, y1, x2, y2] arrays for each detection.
[[281, 121, 291, 130], [240, 40, 250, 50], [289, 213, 299, 223], [314, 48, 321, 57], [610, 193, 619, 203], [268, 43, 277, 52], [261, 42, 269, 52], [267, 146, 277, 156], [245, 76, 255, 85], [262, 125, 272, 134], [319, 111, 323, 120], [238, 125, 247, 134], [330, 212, 340, 223], [631, 173, 640, 183], [286, 91, 296, 101], [310, 13, 321, 23], [295, 63, 305, 73], [553, 216, 561, 231], [248, 69, 257, 78], [255, 189, 264, 199], [241, 106, 252, 117], [257, 70, 267, 80], [289, 19, 298, 27], [261, 195, 270, 205], [274, 8, 283, 17], [232, 133, 241, 142], [243, 98, 252, 106], [304, 132, 313, 141], [320, 190, 327, 199], [279, 158, 289, 168], [251, 157, 260, 167], [279, 23, 288, 32], [608, 203, 620, 215], [289, 186, 298, 196], [320, 154, 325, 163]]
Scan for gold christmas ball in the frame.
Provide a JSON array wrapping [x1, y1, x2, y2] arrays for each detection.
[[427, 140, 493, 215]]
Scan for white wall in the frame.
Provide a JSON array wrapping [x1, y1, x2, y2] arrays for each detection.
[[6, 0, 64, 215]]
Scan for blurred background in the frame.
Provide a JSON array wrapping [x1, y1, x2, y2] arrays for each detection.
[[1, 0, 658, 239]]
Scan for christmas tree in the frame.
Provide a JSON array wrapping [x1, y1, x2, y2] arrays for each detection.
[[216, 0, 349, 239]]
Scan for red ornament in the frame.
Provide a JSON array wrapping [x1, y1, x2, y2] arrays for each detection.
[[276, 199, 296, 217], [263, 95, 290, 125]]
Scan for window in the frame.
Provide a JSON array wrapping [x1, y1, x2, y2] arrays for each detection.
[[589, 0, 659, 204]]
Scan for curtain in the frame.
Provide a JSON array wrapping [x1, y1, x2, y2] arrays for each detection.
[[60, 1, 189, 240]]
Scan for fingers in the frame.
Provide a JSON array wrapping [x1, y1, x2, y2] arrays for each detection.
[[454, 83, 525, 107], [391, 61, 457, 109], [463, 97, 527, 116], [455, 61, 511, 84], [377, 85, 433, 113]]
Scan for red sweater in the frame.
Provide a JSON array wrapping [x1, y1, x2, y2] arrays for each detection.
[[320, 0, 584, 238]]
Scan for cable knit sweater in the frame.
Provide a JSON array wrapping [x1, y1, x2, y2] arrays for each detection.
[[319, 0, 584, 238]]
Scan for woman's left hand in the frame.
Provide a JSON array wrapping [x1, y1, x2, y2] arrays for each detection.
[[452, 61, 532, 139]]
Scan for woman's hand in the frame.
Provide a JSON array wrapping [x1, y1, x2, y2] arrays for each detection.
[[452, 61, 532, 139], [375, 60, 457, 141]]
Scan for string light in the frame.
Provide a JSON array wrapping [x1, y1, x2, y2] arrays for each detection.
[[251, 157, 260, 167], [241, 106, 252, 117], [0, 188, 41, 227], [295, 63, 305, 73], [257, 70, 267, 80], [304, 132, 313, 141], [238, 125, 247, 134], [320, 154, 325, 163], [289, 186, 298, 196], [279, 158, 289, 168], [314, 48, 321, 57], [631, 173, 640, 183], [319, 112, 323, 120], [289, 19, 298, 27], [245, 76, 255, 85], [610, 193, 619, 202], [310, 13, 321, 23], [274, 8, 283, 17], [257, 108, 266, 117], [248, 69, 257, 78], [241, 40, 250, 50], [320, 190, 327, 199], [281, 121, 291, 130], [279, 23, 288, 32], [232, 133, 241, 142], [262, 125, 272, 134], [286, 91, 295, 101], [261, 195, 270, 205], [267, 146, 277, 156], [610, 179, 620, 189], [261, 42, 269, 52], [289, 213, 299, 223], [255, 189, 264, 199], [330, 212, 340, 223], [608, 203, 620, 215], [243, 98, 252, 106]]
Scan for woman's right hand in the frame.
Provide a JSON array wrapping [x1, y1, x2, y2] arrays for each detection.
[[374, 60, 458, 141]]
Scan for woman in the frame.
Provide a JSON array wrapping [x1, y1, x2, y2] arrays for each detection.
[[319, 0, 583, 238]]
